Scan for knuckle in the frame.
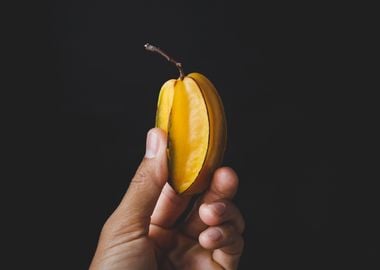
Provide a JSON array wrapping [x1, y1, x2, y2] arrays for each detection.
[[222, 201, 245, 234], [131, 166, 150, 187], [131, 162, 163, 192], [222, 223, 236, 236], [212, 184, 232, 199], [135, 168, 148, 181], [217, 200, 235, 217], [235, 206, 245, 234], [222, 235, 244, 256]]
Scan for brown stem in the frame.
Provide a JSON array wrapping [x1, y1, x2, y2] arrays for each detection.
[[144, 43, 185, 79]]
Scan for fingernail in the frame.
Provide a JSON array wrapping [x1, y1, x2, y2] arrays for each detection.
[[145, 129, 159, 158], [207, 229, 222, 241], [210, 202, 226, 216]]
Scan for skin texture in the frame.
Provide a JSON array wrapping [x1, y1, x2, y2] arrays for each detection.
[[90, 128, 244, 270]]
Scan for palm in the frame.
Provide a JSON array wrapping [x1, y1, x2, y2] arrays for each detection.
[[151, 224, 223, 270]]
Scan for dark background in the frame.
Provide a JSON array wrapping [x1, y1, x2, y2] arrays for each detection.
[[11, 0, 376, 269]]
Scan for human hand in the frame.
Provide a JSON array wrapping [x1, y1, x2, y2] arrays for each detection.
[[89, 128, 244, 270]]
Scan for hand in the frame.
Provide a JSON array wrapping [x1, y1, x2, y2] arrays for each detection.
[[90, 128, 245, 270]]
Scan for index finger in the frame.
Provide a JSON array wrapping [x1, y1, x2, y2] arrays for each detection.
[[150, 183, 192, 229]]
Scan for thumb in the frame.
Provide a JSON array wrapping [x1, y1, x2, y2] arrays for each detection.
[[111, 128, 168, 233]]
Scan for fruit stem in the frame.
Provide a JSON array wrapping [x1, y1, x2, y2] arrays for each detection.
[[144, 43, 185, 79]]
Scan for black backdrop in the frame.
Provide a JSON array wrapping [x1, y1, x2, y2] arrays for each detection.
[[13, 0, 375, 269]]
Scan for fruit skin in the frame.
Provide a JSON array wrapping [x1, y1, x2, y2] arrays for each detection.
[[155, 72, 227, 195]]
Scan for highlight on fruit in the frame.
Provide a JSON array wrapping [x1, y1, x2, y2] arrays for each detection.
[[145, 43, 227, 195]]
